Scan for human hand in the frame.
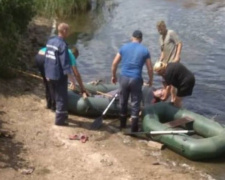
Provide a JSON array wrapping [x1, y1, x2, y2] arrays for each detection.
[[111, 76, 117, 84], [147, 80, 153, 87], [69, 83, 76, 91], [170, 95, 176, 103], [143, 80, 152, 87], [143, 82, 149, 86], [82, 91, 89, 99]]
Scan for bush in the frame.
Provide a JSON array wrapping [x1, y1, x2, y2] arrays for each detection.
[[35, 0, 92, 18], [0, 0, 35, 77]]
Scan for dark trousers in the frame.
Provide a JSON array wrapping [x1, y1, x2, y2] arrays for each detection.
[[119, 76, 143, 131], [48, 76, 68, 125], [35, 54, 55, 109]]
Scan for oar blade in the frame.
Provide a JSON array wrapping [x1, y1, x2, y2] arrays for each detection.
[[90, 116, 103, 130]]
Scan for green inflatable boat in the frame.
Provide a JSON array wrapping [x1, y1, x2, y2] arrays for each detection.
[[68, 82, 119, 116], [68, 83, 154, 117], [142, 102, 225, 160], [68, 90, 121, 117], [83, 83, 119, 94]]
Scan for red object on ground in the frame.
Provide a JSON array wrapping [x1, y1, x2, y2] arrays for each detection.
[[69, 134, 89, 143]]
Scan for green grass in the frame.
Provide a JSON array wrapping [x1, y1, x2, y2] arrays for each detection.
[[35, 0, 92, 17]]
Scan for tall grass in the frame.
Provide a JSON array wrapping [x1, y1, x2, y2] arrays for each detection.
[[35, 0, 92, 18]]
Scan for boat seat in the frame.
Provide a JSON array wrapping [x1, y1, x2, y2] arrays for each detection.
[[164, 116, 194, 128]]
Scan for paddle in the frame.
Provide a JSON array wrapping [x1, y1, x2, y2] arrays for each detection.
[[90, 93, 119, 130], [124, 130, 195, 136]]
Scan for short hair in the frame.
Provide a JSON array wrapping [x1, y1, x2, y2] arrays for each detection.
[[58, 23, 69, 33], [157, 20, 166, 27], [71, 46, 79, 59], [132, 30, 143, 40], [153, 61, 167, 72]]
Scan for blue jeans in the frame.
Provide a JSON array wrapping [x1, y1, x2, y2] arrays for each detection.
[[119, 76, 143, 119]]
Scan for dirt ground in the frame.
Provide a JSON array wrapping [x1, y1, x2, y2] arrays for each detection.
[[0, 75, 210, 180]]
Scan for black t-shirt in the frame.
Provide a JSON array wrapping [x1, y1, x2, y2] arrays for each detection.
[[163, 63, 194, 89]]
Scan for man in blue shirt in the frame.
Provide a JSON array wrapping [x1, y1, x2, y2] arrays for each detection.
[[35, 46, 88, 112], [111, 30, 153, 132], [44, 23, 72, 126]]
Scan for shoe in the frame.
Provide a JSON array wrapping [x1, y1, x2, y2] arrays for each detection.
[[55, 120, 69, 126], [46, 105, 51, 110], [119, 116, 127, 130], [122, 128, 139, 137], [51, 107, 56, 112], [131, 118, 139, 132]]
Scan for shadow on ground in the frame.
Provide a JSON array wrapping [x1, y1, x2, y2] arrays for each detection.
[[0, 116, 28, 171]]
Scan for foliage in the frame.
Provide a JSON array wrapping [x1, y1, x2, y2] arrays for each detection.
[[0, 0, 100, 78], [34, 0, 92, 18], [0, 0, 35, 78], [0, 0, 35, 35]]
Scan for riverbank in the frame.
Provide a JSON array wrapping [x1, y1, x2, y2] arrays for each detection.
[[0, 78, 205, 180], [0, 17, 209, 180]]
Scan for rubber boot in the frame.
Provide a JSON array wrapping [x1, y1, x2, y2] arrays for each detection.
[[55, 113, 68, 126], [51, 101, 56, 112], [131, 118, 139, 132], [119, 116, 127, 130]]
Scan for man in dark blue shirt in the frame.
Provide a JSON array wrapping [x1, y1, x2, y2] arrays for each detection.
[[111, 30, 153, 132], [45, 23, 72, 126]]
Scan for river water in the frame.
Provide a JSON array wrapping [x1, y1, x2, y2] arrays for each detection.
[[65, 0, 225, 179]]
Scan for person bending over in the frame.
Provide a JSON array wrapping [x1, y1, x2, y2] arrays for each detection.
[[35, 46, 87, 111], [153, 61, 195, 107], [67, 46, 88, 98]]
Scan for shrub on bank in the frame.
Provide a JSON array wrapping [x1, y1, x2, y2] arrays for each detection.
[[0, 0, 35, 78], [35, 0, 92, 17], [0, 0, 101, 78]]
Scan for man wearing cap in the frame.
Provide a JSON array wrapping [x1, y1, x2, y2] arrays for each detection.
[[111, 30, 153, 132], [157, 20, 182, 63]]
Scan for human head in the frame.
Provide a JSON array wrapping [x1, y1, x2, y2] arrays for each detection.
[[71, 46, 79, 59], [58, 23, 69, 38], [152, 88, 164, 103], [156, 20, 167, 35], [153, 61, 167, 75], [132, 30, 143, 42]]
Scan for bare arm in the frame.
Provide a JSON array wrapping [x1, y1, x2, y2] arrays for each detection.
[[72, 66, 88, 97], [173, 42, 182, 62], [161, 85, 171, 101], [159, 51, 164, 61], [145, 58, 153, 86], [111, 53, 121, 84], [170, 86, 177, 102]]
